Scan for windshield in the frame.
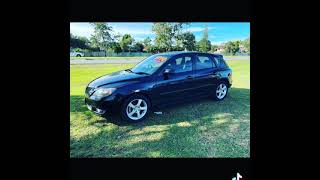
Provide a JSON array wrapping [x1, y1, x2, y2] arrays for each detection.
[[131, 54, 171, 75]]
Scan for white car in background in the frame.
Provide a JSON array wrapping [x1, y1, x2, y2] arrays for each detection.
[[70, 51, 84, 57]]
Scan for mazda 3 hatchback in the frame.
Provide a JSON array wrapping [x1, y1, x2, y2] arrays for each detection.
[[85, 52, 232, 122]]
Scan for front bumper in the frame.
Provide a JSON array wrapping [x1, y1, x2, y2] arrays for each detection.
[[86, 103, 106, 115], [84, 95, 119, 116]]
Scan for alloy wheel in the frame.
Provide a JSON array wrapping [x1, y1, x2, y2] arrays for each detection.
[[126, 99, 148, 120], [216, 83, 227, 99]]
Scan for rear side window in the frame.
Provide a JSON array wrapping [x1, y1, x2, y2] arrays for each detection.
[[213, 56, 228, 68], [195, 55, 215, 70]]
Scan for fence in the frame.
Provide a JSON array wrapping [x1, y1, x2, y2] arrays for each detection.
[[82, 51, 249, 57], [218, 52, 250, 56], [83, 51, 153, 57]]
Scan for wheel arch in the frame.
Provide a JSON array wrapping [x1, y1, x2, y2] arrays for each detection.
[[219, 78, 231, 88], [122, 91, 153, 108]]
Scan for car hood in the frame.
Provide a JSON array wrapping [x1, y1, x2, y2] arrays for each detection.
[[88, 70, 146, 88]]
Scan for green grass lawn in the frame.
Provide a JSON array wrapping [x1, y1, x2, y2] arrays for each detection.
[[70, 60, 250, 157], [70, 56, 146, 60]]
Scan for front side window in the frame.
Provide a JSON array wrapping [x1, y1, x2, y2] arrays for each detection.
[[195, 55, 214, 70], [165, 55, 193, 73], [131, 54, 171, 74]]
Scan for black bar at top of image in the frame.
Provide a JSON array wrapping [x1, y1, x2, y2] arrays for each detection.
[[69, 0, 250, 22]]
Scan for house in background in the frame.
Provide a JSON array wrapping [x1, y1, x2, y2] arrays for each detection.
[[214, 43, 225, 54], [215, 47, 224, 54], [239, 44, 247, 53]]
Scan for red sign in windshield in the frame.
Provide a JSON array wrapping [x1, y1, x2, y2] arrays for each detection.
[[154, 56, 168, 63]]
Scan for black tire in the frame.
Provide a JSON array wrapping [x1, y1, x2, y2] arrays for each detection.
[[76, 54, 81, 57], [120, 94, 151, 123], [213, 81, 229, 101]]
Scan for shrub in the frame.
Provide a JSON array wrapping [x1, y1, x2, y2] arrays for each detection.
[[73, 48, 83, 52]]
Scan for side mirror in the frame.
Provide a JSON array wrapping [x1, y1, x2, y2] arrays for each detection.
[[163, 68, 174, 74]]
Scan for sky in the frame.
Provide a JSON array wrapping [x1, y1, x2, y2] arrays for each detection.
[[70, 22, 250, 45]]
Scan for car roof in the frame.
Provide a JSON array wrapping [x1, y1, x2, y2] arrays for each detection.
[[156, 51, 223, 57]]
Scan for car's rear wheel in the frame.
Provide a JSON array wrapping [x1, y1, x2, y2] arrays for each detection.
[[120, 94, 150, 122], [76, 54, 81, 57], [213, 81, 229, 101]]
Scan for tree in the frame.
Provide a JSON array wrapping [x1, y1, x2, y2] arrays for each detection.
[[127, 42, 144, 52], [108, 42, 122, 53], [152, 23, 173, 51], [198, 24, 211, 52], [132, 42, 144, 52], [70, 33, 90, 49], [148, 45, 162, 53], [203, 24, 209, 40], [142, 37, 152, 52], [241, 37, 250, 53], [224, 41, 240, 55], [113, 33, 122, 42], [152, 23, 188, 52], [120, 34, 134, 52], [170, 46, 184, 51], [148, 45, 157, 53], [177, 32, 196, 51], [198, 39, 211, 52], [211, 45, 219, 52], [90, 23, 113, 50], [143, 37, 151, 46], [172, 23, 188, 48]]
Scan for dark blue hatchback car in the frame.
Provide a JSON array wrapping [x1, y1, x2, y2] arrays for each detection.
[[85, 51, 232, 122]]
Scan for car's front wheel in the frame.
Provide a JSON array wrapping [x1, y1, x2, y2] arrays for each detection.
[[213, 81, 229, 101], [120, 94, 150, 122], [76, 54, 81, 57]]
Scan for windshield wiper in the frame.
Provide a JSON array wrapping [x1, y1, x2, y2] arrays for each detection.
[[126, 69, 150, 75], [125, 69, 133, 73], [134, 72, 150, 75]]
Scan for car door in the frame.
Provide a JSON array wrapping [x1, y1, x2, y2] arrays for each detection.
[[152, 54, 195, 105], [192, 53, 220, 96]]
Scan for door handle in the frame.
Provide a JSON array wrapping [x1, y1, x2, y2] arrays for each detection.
[[186, 76, 194, 79]]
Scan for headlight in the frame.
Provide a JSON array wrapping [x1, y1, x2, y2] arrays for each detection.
[[90, 88, 116, 100]]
